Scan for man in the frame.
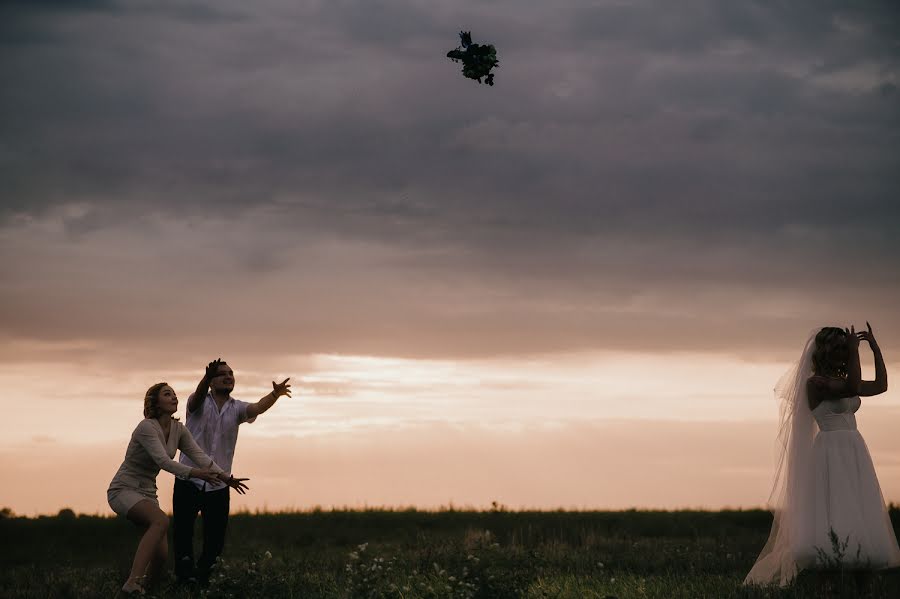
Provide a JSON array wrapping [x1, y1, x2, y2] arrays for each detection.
[[173, 358, 291, 584]]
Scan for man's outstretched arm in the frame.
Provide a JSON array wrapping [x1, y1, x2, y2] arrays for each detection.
[[246, 377, 291, 419]]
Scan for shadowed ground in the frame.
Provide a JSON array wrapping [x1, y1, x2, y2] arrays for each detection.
[[2, 508, 899, 598]]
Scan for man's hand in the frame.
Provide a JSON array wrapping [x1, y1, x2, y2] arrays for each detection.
[[205, 358, 224, 381], [272, 378, 291, 399]]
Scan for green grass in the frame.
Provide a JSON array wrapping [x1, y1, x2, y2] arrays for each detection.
[[2, 508, 899, 598]]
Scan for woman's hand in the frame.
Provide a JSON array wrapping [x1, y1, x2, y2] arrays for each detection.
[[845, 325, 860, 349], [217, 473, 250, 495], [857, 321, 879, 350], [190, 467, 222, 484]]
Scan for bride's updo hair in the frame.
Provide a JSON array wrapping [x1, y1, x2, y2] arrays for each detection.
[[812, 327, 849, 378]]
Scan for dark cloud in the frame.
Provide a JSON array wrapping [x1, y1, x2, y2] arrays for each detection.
[[1, 0, 899, 358]]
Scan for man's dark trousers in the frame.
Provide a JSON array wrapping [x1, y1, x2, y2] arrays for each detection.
[[173, 478, 230, 583]]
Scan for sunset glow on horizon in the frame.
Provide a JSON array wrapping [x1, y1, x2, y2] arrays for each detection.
[[3, 350, 900, 516]]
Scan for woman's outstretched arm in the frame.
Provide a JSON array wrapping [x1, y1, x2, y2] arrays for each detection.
[[177, 425, 250, 493], [859, 321, 888, 397], [133, 421, 222, 484], [133, 420, 195, 479]]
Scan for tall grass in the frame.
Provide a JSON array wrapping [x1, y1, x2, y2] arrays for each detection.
[[1, 508, 898, 598]]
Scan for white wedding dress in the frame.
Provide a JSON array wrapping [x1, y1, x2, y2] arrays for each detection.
[[805, 395, 900, 568], [745, 332, 900, 586]]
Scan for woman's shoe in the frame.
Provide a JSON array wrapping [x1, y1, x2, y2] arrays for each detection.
[[119, 581, 145, 596]]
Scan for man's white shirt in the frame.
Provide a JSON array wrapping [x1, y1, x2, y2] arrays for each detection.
[[178, 392, 256, 491]]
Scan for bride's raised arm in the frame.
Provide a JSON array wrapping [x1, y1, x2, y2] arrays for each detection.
[[858, 321, 888, 397]]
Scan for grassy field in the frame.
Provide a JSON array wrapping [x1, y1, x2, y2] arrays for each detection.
[[2, 508, 900, 598]]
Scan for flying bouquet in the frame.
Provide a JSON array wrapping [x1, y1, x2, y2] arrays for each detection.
[[446, 31, 499, 85]]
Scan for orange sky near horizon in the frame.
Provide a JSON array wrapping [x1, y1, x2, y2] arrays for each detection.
[[3, 351, 899, 516]]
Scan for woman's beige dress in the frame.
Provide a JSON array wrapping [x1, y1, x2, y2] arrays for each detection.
[[107, 419, 223, 517]]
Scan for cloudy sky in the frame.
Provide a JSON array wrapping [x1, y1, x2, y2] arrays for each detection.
[[1, 0, 899, 515]]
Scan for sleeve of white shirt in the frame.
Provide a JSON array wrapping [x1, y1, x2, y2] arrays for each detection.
[[236, 399, 257, 425], [175, 423, 224, 476], [134, 420, 195, 480]]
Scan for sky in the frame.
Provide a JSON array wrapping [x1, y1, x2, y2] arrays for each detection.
[[1, 0, 899, 516]]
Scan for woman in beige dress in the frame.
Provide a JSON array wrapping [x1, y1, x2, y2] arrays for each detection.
[[108, 382, 249, 595]]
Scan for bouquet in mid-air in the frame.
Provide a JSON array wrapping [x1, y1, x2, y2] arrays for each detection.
[[446, 31, 499, 86]]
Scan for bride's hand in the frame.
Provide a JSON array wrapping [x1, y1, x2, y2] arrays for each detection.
[[845, 325, 860, 349], [857, 321, 878, 349]]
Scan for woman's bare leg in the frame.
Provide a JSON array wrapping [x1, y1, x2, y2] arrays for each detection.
[[123, 500, 169, 591], [146, 532, 168, 585]]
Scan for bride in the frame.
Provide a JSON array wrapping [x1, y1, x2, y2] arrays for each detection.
[[745, 323, 900, 586]]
